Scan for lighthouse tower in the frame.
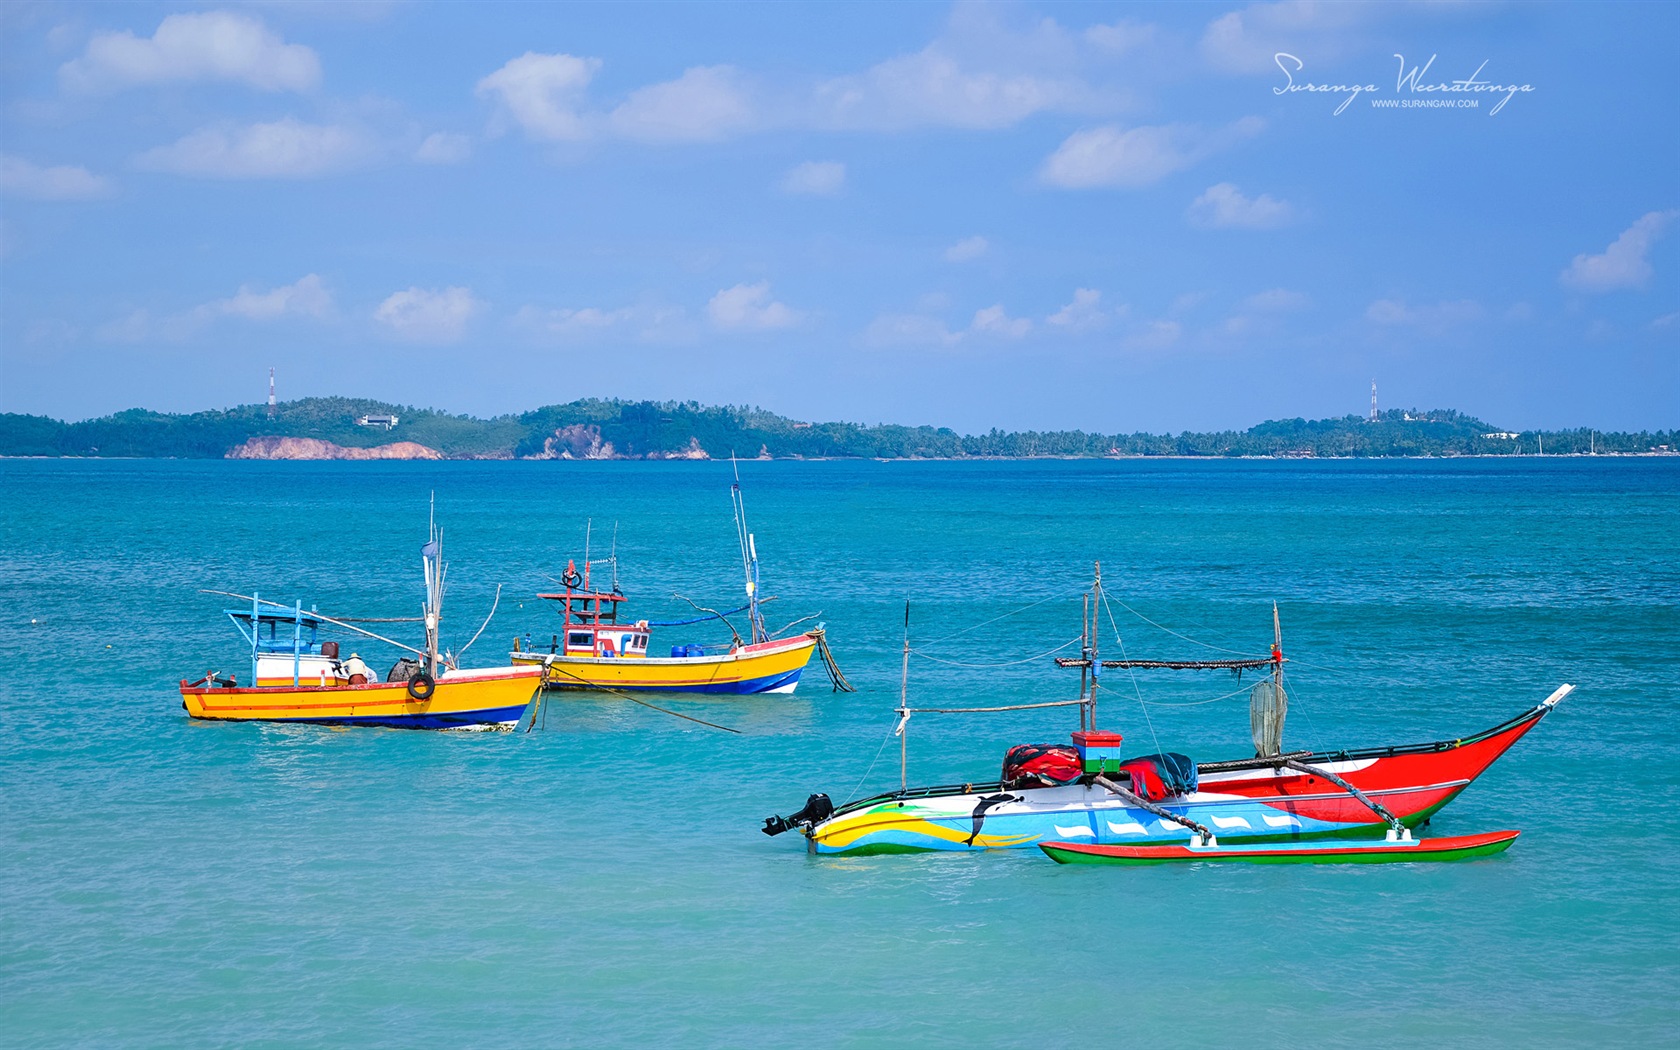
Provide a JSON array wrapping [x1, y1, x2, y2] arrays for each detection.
[[1369, 380, 1378, 423], [268, 367, 276, 419]]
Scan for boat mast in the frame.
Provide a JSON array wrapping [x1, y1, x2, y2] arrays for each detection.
[[1089, 561, 1102, 730], [730, 457, 767, 645], [897, 600, 910, 793], [421, 499, 444, 677]]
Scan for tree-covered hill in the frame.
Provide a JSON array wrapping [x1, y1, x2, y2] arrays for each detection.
[[1, 399, 1674, 459]]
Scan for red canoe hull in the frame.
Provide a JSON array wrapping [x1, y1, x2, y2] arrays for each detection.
[[1040, 829, 1522, 865]]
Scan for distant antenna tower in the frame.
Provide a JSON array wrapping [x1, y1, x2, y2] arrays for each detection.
[[268, 367, 276, 419], [1369, 380, 1378, 423]]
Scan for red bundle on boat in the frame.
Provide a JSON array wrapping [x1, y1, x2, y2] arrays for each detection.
[[1002, 744, 1084, 786]]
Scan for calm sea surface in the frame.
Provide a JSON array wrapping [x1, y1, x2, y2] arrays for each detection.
[[1, 458, 1677, 1048]]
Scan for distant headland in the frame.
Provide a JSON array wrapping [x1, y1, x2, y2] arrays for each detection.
[[1, 398, 1675, 460]]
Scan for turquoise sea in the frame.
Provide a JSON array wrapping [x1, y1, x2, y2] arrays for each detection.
[[1, 457, 1677, 1048]]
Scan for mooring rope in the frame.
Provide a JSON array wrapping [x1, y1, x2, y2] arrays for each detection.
[[536, 659, 742, 734]]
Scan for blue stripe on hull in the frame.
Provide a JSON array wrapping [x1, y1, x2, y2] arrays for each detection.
[[281, 703, 532, 729], [549, 667, 804, 695]]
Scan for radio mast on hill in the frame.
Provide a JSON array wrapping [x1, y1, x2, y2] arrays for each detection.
[[268, 367, 276, 419], [1369, 380, 1378, 423]]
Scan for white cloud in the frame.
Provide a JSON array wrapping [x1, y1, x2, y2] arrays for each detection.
[[0, 154, 111, 200], [514, 304, 634, 336], [375, 286, 480, 342], [1200, 2, 1385, 75], [780, 160, 846, 196], [1560, 210, 1678, 293], [60, 11, 320, 93], [1243, 288, 1310, 312], [135, 118, 367, 178], [609, 65, 756, 142], [864, 313, 963, 348], [476, 52, 600, 142], [1047, 288, 1118, 331], [1124, 319, 1182, 351], [1650, 311, 1679, 330], [208, 274, 332, 320], [1366, 298, 1483, 333], [943, 235, 989, 263], [707, 282, 801, 330], [1188, 182, 1295, 229], [1085, 20, 1156, 54], [415, 132, 472, 165], [970, 304, 1031, 338], [1041, 118, 1264, 189], [815, 44, 1093, 131]]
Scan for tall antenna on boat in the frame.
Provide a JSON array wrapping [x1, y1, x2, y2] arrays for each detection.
[[583, 519, 592, 592], [610, 522, 620, 593]]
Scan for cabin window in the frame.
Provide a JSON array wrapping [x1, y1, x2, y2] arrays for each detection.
[[567, 632, 593, 648], [631, 635, 647, 651]]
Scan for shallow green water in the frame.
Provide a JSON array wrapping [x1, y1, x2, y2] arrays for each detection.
[[2, 458, 1676, 1047]]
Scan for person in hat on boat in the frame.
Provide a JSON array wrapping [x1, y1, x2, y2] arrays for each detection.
[[342, 652, 373, 685]]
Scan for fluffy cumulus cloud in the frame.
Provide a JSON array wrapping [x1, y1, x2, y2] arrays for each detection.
[[60, 11, 320, 93], [415, 132, 472, 165], [136, 118, 367, 179], [943, 235, 989, 262], [476, 52, 601, 142], [707, 282, 801, 330], [208, 274, 332, 320], [1046, 288, 1118, 331], [1243, 288, 1310, 312], [375, 286, 481, 342], [1188, 183, 1295, 229], [609, 66, 756, 142], [969, 304, 1031, 338], [1560, 210, 1678, 292], [1040, 118, 1264, 189], [1366, 298, 1483, 334], [0, 155, 111, 200], [780, 160, 846, 196], [863, 312, 963, 348]]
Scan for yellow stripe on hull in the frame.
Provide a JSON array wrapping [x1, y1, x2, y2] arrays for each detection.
[[515, 636, 816, 692], [181, 667, 543, 726]]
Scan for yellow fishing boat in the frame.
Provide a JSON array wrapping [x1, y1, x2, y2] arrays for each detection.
[[181, 518, 542, 729], [510, 471, 848, 695]]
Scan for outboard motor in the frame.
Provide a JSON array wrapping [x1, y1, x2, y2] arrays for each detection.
[[761, 793, 834, 836]]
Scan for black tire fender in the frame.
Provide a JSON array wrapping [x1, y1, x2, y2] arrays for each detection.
[[407, 671, 436, 701]]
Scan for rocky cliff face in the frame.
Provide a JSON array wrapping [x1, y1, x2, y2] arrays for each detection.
[[528, 424, 617, 460], [226, 436, 444, 460]]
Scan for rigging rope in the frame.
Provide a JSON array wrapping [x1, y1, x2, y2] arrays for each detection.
[[1102, 591, 1163, 756], [916, 591, 1079, 647], [910, 636, 1081, 669], [1105, 595, 1259, 657]]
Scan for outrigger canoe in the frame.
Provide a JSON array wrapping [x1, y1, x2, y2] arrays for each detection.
[[771, 689, 1568, 855], [763, 562, 1566, 857]]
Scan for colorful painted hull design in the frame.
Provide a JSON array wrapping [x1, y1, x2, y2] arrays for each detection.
[[803, 693, 1562, 856], [180, 666, 543, 729], [1039, 829, 1521, 865], [513, 634, 817, 694]]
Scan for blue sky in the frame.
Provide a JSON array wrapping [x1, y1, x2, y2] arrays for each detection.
[[2, 1, 1675, 432]]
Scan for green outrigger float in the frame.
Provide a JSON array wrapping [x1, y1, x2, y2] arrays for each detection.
[[1039, 828, 1521, 865]]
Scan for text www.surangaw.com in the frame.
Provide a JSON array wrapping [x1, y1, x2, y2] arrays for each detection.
[[1371, 98, 1479, 109]]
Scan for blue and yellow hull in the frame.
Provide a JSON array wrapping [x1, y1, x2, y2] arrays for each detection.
[[514, 634, 817, 694], [180, 666, 544, 729]]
